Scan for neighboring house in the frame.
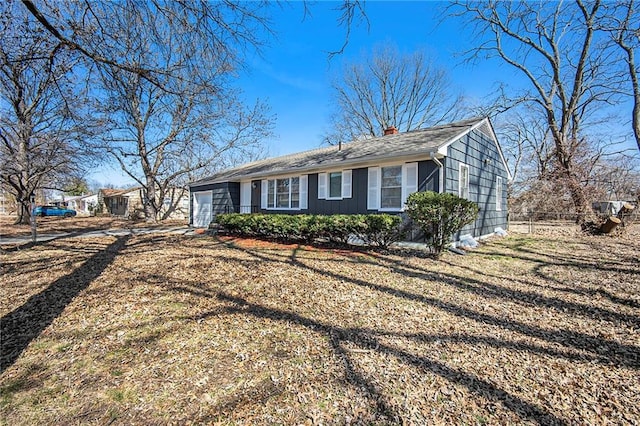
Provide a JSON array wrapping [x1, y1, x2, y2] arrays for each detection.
[[99, 187, 189, 220], [158, 187, 190, 220], [99, 188, 143, 217], [188, 117, 512, 241], [66, 193, 99, 216], [0, 187, 14, 215]]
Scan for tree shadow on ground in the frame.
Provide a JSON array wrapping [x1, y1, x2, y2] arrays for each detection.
[[210, 238, 640, 423], [239, 242, 640, 369], [440, 256, 640, 311], [466, 241, 640, 310], [0, 235, 129, 373], [214, 291, 567, 425]]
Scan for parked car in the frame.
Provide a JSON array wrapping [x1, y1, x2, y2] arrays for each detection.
[[33, 205, 77, 218]]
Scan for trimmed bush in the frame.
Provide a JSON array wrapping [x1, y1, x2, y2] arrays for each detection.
[[215, 213, 403, 249], [405, 191, 479, 257], [358, 214, 405, 250]]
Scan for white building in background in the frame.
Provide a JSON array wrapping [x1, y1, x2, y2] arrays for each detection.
[[0, 187, 12, 215], [66, 193, 99, 216]]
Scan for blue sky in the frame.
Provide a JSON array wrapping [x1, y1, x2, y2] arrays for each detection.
[[239, 1, 505, 156], [95, 1, 510, 187], [92, 1, 635, 187]]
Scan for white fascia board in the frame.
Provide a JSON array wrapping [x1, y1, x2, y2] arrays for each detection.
[[436, 117, 513, 181], [482, 118, 514, 181]]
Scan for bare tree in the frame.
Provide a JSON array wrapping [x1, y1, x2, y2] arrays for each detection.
[[0, 2, 92, 224], [324, 44, 463, 145], [94, 12, 274, 222], [451, 0, 628, 220], [19, 0, 273, 93], [97, 77, 274, 222], [12, 0, 277, 222], [607, 0, 640, 153]]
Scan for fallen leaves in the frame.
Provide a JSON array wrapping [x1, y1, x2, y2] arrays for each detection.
[[1, 225, 639, 424]]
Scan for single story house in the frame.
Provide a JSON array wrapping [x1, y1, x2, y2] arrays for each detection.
[[65, 193, 99, 216], [99, 187, 189, 220], [188, 117, 512, 241], [99, 188, 143, 217]]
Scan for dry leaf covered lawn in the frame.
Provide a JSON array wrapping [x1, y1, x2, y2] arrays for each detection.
[[0, 216, 187, 238], [1, 227, 639, 425]]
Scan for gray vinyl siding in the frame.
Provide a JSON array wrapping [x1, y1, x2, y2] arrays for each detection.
[[310, 168, 367, 214], [445, 129, 508, 238], [253, 161, 440, 216], [189, 182, 240, 224]]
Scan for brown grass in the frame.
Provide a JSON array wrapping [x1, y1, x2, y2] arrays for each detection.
[[1, 226, 639, 425], [0, 216, 188, 238]]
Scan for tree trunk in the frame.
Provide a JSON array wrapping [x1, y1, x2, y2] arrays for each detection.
[[617, 202, 635, 226], [143, 179, 159, 223], [565, 174, 590, 224], [600, 216, 621, 234], [14, 197, 31, 225]]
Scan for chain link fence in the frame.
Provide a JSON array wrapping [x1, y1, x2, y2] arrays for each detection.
[[507, 207, 639, 234]]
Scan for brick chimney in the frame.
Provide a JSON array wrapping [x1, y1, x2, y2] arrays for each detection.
[[384, 126, 398, 136]]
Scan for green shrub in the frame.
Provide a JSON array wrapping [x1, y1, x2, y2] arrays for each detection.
[[405, 191, 479, 258], [358, 214, 405, 250], [320, 214, 362, 245], [215, 213, 403, 249]]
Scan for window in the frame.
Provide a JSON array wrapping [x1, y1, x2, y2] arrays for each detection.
[[318, 170, 352, 200], [291, 177, 300, 208], [276, 178, 289, 208], [264, 176, 301, 209], [367, 163, 418, 211], [381, 165, 402, 209], [459, 163, 470, 200], [329, 172, 342, 199], [496, 176, 503, 211]]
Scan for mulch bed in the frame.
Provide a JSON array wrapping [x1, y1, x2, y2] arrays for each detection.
[[1, 227, 639, 424]]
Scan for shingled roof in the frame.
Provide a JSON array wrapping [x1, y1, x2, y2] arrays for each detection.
[[190, 117, 493, 186]]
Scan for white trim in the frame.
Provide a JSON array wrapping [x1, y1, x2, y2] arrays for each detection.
[[300, 175, 308, 209], [318, 172, 327, 200], [459, 163, 470, 200], [496, 176, 503, 211], [342, 169, 352, 198]]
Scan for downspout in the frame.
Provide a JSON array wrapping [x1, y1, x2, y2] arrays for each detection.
[[430, 152, 444, 193]]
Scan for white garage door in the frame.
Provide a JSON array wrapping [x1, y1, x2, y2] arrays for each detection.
[[193, 191, 212, 228]]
